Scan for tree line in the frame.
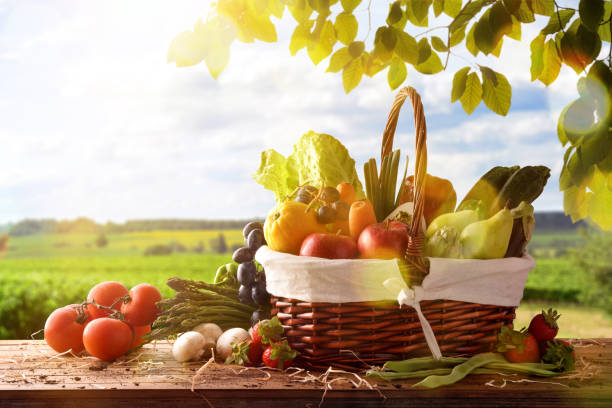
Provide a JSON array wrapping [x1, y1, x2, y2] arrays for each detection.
[[7, 217, 264, 236]]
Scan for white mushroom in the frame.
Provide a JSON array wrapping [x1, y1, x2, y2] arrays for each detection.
[[192, 323, 223, 356], [216, 328, 249, 361], [172, 331, 206, 362]]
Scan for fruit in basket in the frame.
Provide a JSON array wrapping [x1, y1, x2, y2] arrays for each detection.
[[320, 186, 341, 203], [400, 174, 457, 226], [251, 279, 271, 305], [425, 209, 480, 239], [457, 166, 519, 213], [263, 201, 325, 255], [243, 222, 263, 240], [337, 182, 356, 205], [489, 166, 551, 217], [332, 200, 350, 221], [317, 205, 337, 224], [357, 221, 408, 260], [528, 308, 560, 342], [238, 262, 256, 286], [348, 199, 377, 240], [424, 226, 462, 258], [44, 305, 90, 354], [460, 207, 513, 259], [299, 233, 358, 259]]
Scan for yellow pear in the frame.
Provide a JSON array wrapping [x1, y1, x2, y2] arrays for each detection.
[[425, 209, 480, 239], [460, 207, 513, 259]]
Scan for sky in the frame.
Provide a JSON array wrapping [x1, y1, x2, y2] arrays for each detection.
[[0, 0, 584, 223]]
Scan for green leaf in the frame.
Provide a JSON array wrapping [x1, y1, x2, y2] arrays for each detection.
[[482, 70, 511, 116], [348, 41, 365, 58], [167, 26, 209, 68], [415, 50, 443, 74], [288, 1, 314, 23], [204, 42, 231, 79], [364, 52, 387, 77], [529, 0, 554, 16], [474, 10, 495, 54], [503, 0, 521, 14], [444, 0, 463, 18], [327, 47, 352, 73], [341, 0, 361, 13], [489, 2, 513, 48], [491, 36, 503, 57], [582, 126, 612, 166], [507, 16, 522, 41], [411, 0, 433, 23], [538, 39, 561, 86], [449, 25, 466, 47], [268, 0, 285, 19], [342, 57, 364, 93], [393, 28, 418, 64], [404, 0, 429, 27], [579, 0, 604, 32], [289, 24, 311, 55], [513, 0, 535, 23], [307, 20, 336, 65], [451, 67, 471, 102], [479, 65, 498, 86], [417, 38, 432, 64], [563, 185, 590, 222], [388, 58, 408, 90], [431, 36, 449, 52], [557, 103, 570, 146], [598, 2, 611, 41], [588, 185, 612, 230], [460, 72, 483, 114], [450, 0, 495, 33], [433, 0, 444, 17], [387, 1, 404, 25], [246, 10, 277, 42], [466, 23, 479, 56], [540, 9, 575, 35], [335, 12, 358, 45]]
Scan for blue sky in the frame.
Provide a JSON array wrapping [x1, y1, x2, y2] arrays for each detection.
[[0, 0, 582, 222]]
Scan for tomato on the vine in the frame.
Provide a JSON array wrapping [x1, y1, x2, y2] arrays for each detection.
[[86, 281, 128, 319], [83, 318, 133, 361], [44, 305, 90, 354], [120, 284, 162, 327], [130, 325, 151, 348]]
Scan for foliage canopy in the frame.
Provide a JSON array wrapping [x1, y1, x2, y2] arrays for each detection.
[[168, 0, 612, 230]]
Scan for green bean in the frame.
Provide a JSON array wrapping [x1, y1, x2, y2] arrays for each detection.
[[384, 356, 468, 372], [485, 362, 561, 377], [413, 353, 505, 389]]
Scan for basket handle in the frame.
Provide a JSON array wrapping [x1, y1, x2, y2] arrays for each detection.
[[381, 87, 429, 282]]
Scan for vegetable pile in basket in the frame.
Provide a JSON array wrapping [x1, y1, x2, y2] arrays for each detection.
[[253, 131, 550, 262]]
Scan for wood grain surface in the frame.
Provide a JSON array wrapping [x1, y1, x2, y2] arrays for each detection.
[[0, 339, 610, 408]]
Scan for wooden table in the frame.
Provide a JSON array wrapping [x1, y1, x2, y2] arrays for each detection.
[[1, 339, 610, 407]]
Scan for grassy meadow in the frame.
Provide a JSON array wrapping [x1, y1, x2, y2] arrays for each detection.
[[0, 228, 610, 339]]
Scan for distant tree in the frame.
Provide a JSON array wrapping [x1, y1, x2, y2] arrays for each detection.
[[144, 244, 173, 256], [571, 230, 612, 313], [191, 240, 205, 254], [0, 234, 9, 251], [210, 233, 228, 254], [95, 233, 108, 248]]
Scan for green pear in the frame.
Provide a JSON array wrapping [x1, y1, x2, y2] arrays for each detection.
[[425, 209, 480, 239], [425, 226, 462, 258], [460, 207, 513, 259]]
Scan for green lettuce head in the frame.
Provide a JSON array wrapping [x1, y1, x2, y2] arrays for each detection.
[[253, 131, 364, 202]]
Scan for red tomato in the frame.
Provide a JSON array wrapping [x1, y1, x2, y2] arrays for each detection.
[[83, 318, 133, 361], [44, 305, 89, 354], [86, 281, 128, 319], [504, 333, 541, 363], [120, 284, 162, 327], [130, 325, 151, 348]]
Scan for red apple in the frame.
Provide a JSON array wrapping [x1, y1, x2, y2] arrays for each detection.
[[299, 233, 358, 259], [357, 221, 408, 259]]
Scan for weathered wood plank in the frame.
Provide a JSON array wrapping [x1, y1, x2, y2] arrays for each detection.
[[0, 339, 610, 408]]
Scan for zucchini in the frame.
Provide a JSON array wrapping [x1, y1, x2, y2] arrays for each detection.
[[457, 166, 520, 213], [491, 166, 551, 215]]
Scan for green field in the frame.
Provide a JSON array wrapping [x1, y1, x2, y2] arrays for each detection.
[[0, 228, 610, 340]]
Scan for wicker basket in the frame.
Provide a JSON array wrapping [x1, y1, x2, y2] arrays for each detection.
[[269, 87, 517, 370]]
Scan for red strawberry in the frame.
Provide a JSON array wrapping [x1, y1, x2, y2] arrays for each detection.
[[497, 327, 540, 363], [540, 339, 575, 372], [261, 340, 298, 370], [528, 308, 560, 341], [250, 316, 284, 347], [225, 339, 262, 367]]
